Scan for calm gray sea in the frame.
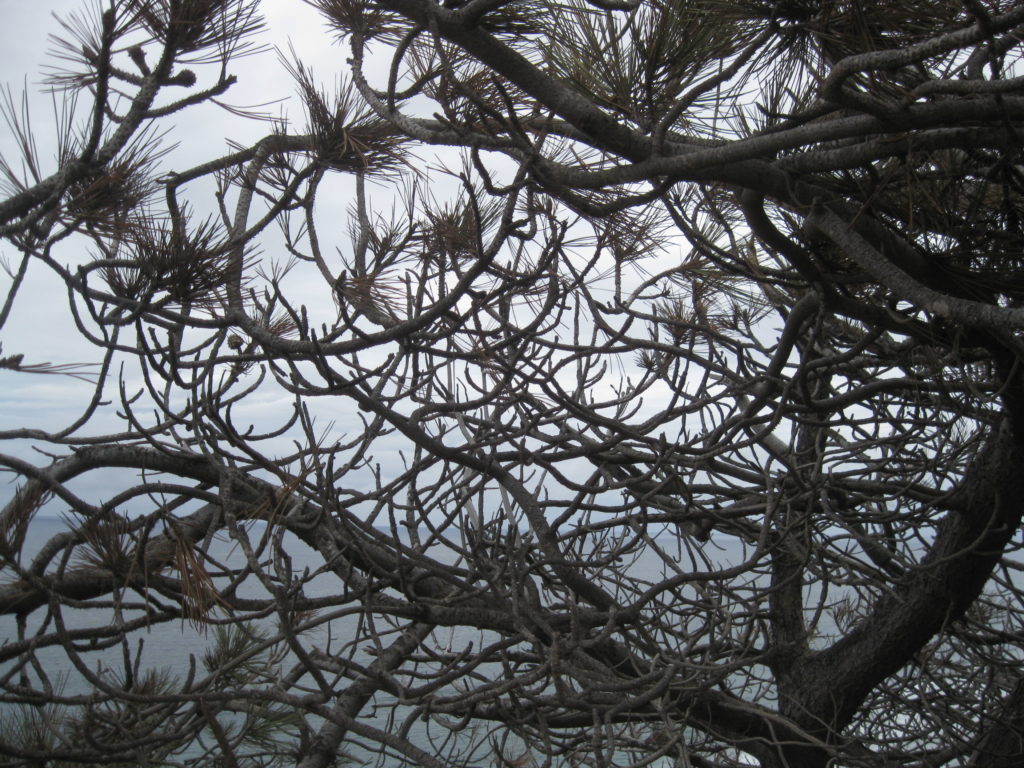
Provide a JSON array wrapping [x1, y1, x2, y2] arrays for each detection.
[[1, 516, 760, 767]]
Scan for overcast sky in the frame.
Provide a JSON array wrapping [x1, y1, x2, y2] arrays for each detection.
[[0, 1, 666, 519], [0, 1, 396, 510], [0, 0, 343, 355]]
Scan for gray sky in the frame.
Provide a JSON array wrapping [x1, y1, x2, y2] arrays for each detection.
[[0, 1, 384, 509], [0, 1, 662, 518]]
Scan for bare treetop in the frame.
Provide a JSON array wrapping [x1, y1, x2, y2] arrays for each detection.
[[2, 1, 1024, 767]]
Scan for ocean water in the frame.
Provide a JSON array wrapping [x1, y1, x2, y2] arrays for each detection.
[[1, 516, 406, 765], [0, 516, 761, 767]]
